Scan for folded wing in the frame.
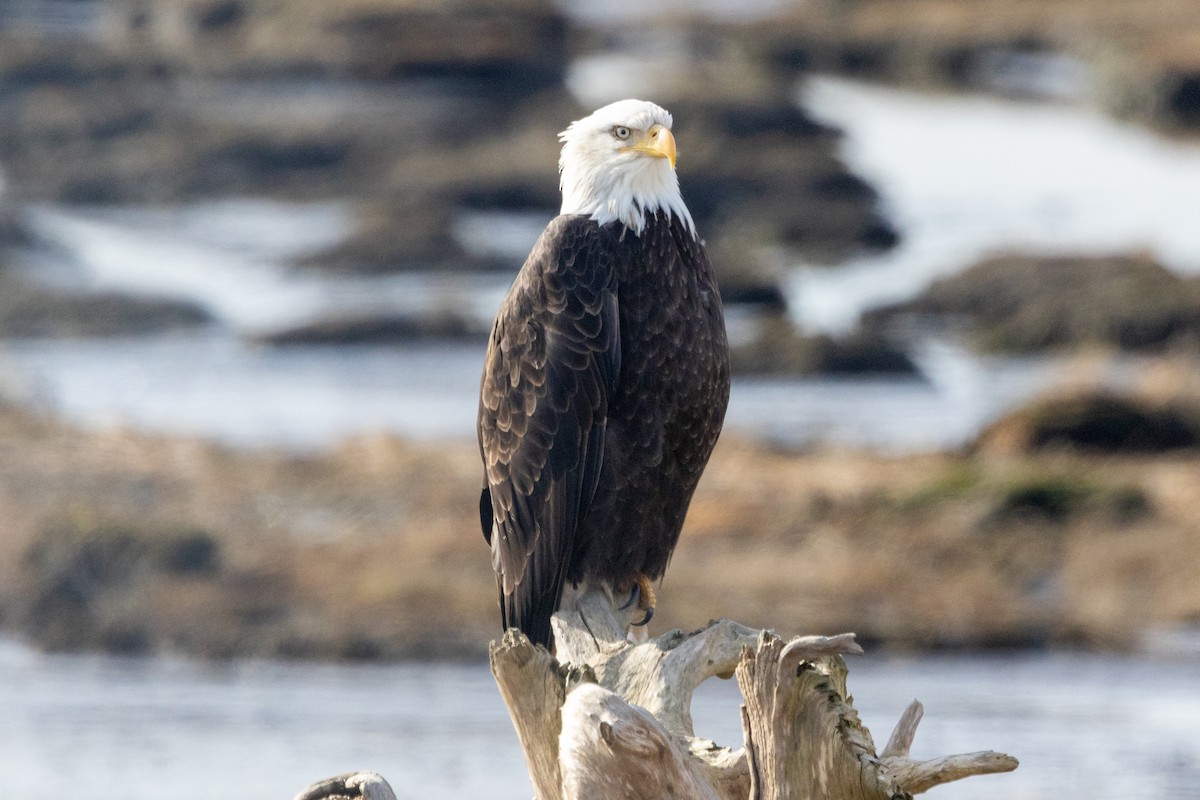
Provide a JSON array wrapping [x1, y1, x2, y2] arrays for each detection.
[[478, 216, 620, 647]]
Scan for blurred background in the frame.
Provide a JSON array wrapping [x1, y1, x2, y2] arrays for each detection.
[[0, 0, 1199, 797]]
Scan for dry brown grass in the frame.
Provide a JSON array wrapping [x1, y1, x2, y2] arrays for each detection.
[[0, 406, 492, 658], [0, 401, 1196, 660], [665, 443, 1200, 649]]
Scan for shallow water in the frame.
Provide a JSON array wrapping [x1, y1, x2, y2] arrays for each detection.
[[0, 332, 1068, 450], [1, 637, 1196, 799], [23, 202, 510, 334], [5, 196, 1068, 450], [0, 335, 486, 445]]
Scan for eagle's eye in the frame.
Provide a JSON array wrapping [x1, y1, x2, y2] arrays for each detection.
[[612, 126, 632, 141]]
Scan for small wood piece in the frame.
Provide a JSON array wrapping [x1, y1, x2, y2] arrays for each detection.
[[881, 700, 924, 759], [293, 771, 397, 800]]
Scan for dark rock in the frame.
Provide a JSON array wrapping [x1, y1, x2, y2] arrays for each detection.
[[664, 94, 893, 262], [674, 100, 837, 189], [815, 334, 919, 375], [57, 179, 128, 205], [977, 470, 1153, 529], [1163, 70, 1200, 129], [855, 216, 902, 250], [977, 391, 1200, 455], [837, 40, 897, 79], [159, 532, 222, 576], [720, 282, 788, 313], [332, 5, 567, 94], [454, 181, 557, 212], [255, 310, 486, 346], [194, 0, 246, 32], [810, 172, 878, 203], [194, 138, 352, 195], [25, 521, 225, 591], [731, 315, 921, 377], [0, 39, 134, 89], [935, 36, 1083, 99], [337, 635, 385, 662], [96, 623, 154, 655], [25, 585, 91, 652], [707, 236, 790, 313], [867, 253, 1200, 354], [96, 0, 569, 87], [706, 102, 828, 138], [742, 0, 1200, 134], [213, 138, 349, 174], [296, 198, 485, 274], [0, 8, 574, 205], [0, 276, 215, 338]]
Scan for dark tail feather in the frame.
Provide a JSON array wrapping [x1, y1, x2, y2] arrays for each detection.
[[502, 581, 559, 650], [495, 468, 584, 651]]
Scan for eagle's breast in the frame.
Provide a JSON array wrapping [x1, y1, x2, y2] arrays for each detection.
[[569, 210, 730, 585]]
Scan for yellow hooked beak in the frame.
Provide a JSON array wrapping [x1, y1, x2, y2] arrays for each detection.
[[622, 124, 677, 169]]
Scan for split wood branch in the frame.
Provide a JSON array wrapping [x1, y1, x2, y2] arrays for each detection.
[[877, 700, 1019, 795], [737, 630, 898, 800]]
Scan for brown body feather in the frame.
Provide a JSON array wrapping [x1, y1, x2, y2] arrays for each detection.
[[478, 210, 730, 647]]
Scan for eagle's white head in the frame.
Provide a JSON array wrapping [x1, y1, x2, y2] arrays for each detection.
[[558, 99, 696, 238]]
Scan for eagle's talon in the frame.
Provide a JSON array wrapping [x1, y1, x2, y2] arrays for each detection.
[[631, 573, 657, 628], [618, 582, 641, 612]]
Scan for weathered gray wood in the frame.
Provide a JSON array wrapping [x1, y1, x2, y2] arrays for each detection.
[[296, 585, 1018, 799], [875, 699, 1018, 795], [737, 630, 899, 800], [293, 771, 397, 800], [559, 682, 726, 800], [489, 628, 572, 800], [540, 586, 1015, 799], [881, 700, 924, 759]]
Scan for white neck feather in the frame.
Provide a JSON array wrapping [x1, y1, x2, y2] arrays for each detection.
[[559, 136, 696, 238]]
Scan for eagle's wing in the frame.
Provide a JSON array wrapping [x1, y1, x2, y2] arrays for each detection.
[[477, 215, 620, 647]]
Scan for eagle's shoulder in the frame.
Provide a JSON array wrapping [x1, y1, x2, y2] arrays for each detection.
[[479, 213, 620, 465], [532, 213, 618, 272]]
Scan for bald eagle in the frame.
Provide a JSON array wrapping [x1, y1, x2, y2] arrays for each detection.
[[478, 99, 730, 648]]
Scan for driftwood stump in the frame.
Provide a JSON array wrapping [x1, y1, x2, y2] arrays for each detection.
[[295, 586, 1018, 799]]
